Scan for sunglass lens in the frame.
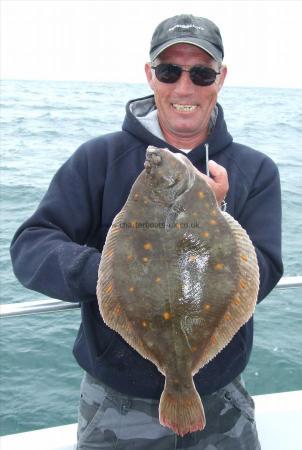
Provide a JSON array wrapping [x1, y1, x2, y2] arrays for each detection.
[[155, 64, 182, 83], [191, 67, 217, 86]]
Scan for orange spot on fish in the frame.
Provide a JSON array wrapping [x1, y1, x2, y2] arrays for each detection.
[[127, 254, 134, 261], [130, 221, 136, 228], [175, 223, 181, 230], [143, 242, 153, 251], [241, 254, 248, 262], [214, 263, 224, 271], [211, 209, 217, 216], [189, 255, 197, 262], [134, 193, 139, 200], [191, 345, 197, 352], [232, 296, 241, 306], [114, 305, 121, 316], [106, 283, 113, 294], [155, 277, 161, 283], [201, 231, 209, 238], [203, 304, 211, 311], [128, 286, 135, 293], [141, 320, 148, 328], [210, 335, 217, 345], [163, 311, 171, 320], [198, 191, 205, 199], [142, 257, 149, 263], [224, 312, 232, 321], [209, 219, 217, 225], [240, 279, 247, 289]]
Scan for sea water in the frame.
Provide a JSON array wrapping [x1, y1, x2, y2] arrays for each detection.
[[0, 80, 301, 435]]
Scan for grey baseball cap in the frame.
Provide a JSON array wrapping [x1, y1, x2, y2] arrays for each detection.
[[150, 14, 224, 62]]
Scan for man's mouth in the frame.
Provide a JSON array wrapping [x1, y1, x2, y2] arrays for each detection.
[[172, 104, 197, 112]]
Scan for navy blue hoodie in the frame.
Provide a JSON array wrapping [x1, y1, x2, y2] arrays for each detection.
[[10, 96, 283, 397]]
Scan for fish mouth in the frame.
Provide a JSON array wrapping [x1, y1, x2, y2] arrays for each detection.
[[144, 147, 162, 174]]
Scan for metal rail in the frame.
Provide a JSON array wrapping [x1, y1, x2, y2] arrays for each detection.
[[0, 276, 301, 318], [0, 298, 80, 318], [276, 275, 302, 288]]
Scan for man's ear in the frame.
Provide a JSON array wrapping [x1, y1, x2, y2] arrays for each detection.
[[145, 63, 154, 90]]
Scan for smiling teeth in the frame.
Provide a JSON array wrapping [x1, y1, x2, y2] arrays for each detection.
[[173, 104, 197, 112]]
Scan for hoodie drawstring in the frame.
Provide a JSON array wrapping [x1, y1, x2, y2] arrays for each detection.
[[205, 142, 227, 212]]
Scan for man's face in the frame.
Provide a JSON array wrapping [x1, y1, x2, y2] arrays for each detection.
[[145, 43, 227, 148]]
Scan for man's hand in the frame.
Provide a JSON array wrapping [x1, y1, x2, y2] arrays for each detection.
[[200, 160, 229, 206]]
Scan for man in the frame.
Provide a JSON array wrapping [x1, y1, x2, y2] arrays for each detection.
[[10, 14, 283, 449]]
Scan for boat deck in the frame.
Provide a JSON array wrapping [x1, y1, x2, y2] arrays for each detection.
[[1, 390, 301, 450]]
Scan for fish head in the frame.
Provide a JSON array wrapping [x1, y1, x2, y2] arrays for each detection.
[[144, 146, 194, 202]]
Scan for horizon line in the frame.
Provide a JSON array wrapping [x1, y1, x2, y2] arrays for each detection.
[[1, 78, 301, 91]]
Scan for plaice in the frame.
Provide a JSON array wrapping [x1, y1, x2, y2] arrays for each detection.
[[96, 145, 259, 436]]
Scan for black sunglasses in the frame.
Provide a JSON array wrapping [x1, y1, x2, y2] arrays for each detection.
[[151, 63, 220, 86]]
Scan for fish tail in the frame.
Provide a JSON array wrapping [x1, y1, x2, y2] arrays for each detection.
[[159, 378, 206, 436]]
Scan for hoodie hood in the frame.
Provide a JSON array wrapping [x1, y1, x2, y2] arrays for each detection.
[[122, 94, 233, 164]]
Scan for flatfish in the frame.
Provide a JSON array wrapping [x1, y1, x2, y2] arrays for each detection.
[[96, 146, 259, 436]]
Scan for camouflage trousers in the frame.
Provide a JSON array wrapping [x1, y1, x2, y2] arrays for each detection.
[[77, 372, 261, 450]]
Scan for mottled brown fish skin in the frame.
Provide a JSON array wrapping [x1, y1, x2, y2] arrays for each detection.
[[96, 146, 259, 436]]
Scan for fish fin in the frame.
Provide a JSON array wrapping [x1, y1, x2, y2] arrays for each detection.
[[222, 210, 259, 319], [97, 222, 161, 367], [97, 210, 166, 371], [101, 297, 165, 373], [97, 210, 139, 345], [159, 378, 205, 436], [190, 211, 260, 374], [98, 269, 153, 364]]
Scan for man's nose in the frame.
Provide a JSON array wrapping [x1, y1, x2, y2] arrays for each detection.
[[173, 71, 195, 95]]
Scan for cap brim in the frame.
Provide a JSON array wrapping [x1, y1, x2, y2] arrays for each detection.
[[150, 37, 222, 62]]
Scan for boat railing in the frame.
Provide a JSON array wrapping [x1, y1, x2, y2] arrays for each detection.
[[0, 276, 301, 318]]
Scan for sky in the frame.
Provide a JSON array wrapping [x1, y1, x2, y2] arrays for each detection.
[[1, 0, 302, 88]]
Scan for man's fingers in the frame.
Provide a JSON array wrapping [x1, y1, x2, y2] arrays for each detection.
[[201, 160, 229, 205], [208, 160, 228, 184]]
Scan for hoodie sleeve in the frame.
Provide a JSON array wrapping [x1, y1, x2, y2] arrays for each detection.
[[10, 142, 105, 303], [237, 156, 283, 303]]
